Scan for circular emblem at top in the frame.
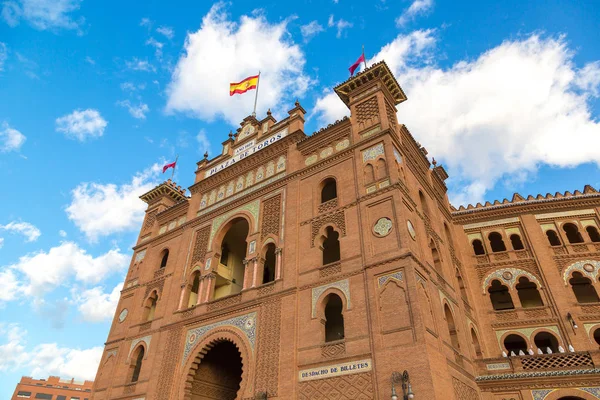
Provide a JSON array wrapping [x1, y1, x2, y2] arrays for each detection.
[[502, 271, 513, 281], [583, 263, 595, 272], [373, 217, 393, 237], [118, 308, 128, 323], [407, 220, 416, 241]]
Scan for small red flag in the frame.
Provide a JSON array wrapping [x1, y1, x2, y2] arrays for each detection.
[[349, 53, 365, 76], [162, 161, 176, 173]]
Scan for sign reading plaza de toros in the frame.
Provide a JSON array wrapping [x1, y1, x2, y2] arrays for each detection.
[[298, 359, 372, 382]]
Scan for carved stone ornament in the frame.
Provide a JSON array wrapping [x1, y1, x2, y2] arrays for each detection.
[[407, 220, 416, 241], [373, 217, 393, 237], [118, 308, 128, 323]]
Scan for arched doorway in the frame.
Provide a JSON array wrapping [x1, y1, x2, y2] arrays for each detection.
[[190, 340, 243, 400]]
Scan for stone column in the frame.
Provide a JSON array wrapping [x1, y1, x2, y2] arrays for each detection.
[[251, 257, 259, 287], [275, 247, 283, 280], [178, 283, 187, 310], [197, 277, 206, 305], [242, 259, 251, 290], [204, 274, 215, 303]]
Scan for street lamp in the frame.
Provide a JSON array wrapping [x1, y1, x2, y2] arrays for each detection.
[[391, 370, 414, 400]]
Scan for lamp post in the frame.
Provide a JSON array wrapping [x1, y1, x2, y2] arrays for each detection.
[[391, 370, 414, 400]]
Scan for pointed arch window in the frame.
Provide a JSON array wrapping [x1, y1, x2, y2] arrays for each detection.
[[488, 232, 507, 252], [419, 190, 429, 216], [471, 328, 482, 358], [593, 327, 600, 346], [563, 223, 584, 244], [546, 229, 561, 246], [364, 164, 375, 185], [262, 243, 276, 284], [472, 239, 485, 255], [130, 346, 144, 383], [376, 158, 387, 181], [534, 331, 560, 354], [444, 304, 460, 349], [516, 277, 543, 308], [143, 291, 158, 321], [586, 226, 600, 242], [488, 279, 514, 310], [324, 293, 345, 342], [430, 240, 441, 272], [510, 234, 524, 250], [159, 249, 169, 269], [187, 272, 200, 308], [570, 272, 600, 303], [456, 269, 468, 301], [322, 226, 341, 265], [504, 334, 527, 355], [321, 178, 337, 203], [444, 222, 454, 249]]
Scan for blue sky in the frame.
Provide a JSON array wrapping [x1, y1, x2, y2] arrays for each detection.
[[1, 0, 599, 395]]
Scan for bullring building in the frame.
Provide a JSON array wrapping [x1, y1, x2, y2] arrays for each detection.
[[91, 62, 600, 400]]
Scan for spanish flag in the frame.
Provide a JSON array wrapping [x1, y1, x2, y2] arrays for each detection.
[[230, 74, 259, 96]]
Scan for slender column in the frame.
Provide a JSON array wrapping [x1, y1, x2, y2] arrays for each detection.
[[275, 247, 283, 280], [204, 274, 215, 303], [197, 277, 205, 306], [178, 283, 187, 310], [251, 257, 259, 287], [242, 259, 251, 290]]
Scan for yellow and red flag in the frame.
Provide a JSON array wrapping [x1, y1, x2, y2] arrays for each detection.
[[229, 74, 259, 96]]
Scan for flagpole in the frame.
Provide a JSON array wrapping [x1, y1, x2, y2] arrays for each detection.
[[252, 71, 261, 117], [171, 154, 178, 180], [362, 44, 367, 69]]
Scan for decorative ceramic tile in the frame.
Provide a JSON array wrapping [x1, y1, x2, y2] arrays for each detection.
[[335, 138, 350, 151], [168, 221, 177, 230], [159, 225, 167, 234], [200, 194, 208, 209], [208, 190, 216, 205], [320, 147, 333, 159], [105, 349, 118, 359], [226, 182, 235, 197], [118, 308, 128, 323], [249, 240, 256, 254], [312, 279, 351, 318], [204, 258, 211, 271], [129, 335, 151, 359], [262, 123, 268, 133], [495, 326, 560, 345], [563, 260, 600, 285], [360, 125, 381, 138], [217, 185, 225, 200], [581, 387, 600, 398], [208, 199, 260, 247], [584, 323, 600, 335], [373, 217, 393, 237], [182, 312, 257, 364], [378, 270, 403, 287], [366, 185, 377, 194], [305, 154, 318, 166], [393, 148, 403, 164], [532, 389, 553, 400], [236, 177, 244, 192], [482, 268, 541, 294], [486, 362, 510, 371], [362, 143, 384, 163], [378, 179, 390, 188], [276, 156, 286, 172], [178, 216, 187, 226], [407, 220, 416, 240], [134, 249, 146, 262], [246, 171, 254, 187], [463, 217, 520, 230], [223, 143, 229, 155], [266, 161, 275, 177], [256, 167, 264, 182]]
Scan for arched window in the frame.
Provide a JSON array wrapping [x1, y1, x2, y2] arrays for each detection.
[[419, 191, 429, 216], [220, 243, 230, 266], [187, 272, 200, 308], [516, 277, 543, 308], [488, 232, 507, 252], [215, 218, 249, 299], [472, 239, 485, 255], [593, 327, 600, 346], [376, 158, 387, 181], [546, 229, 561, 246], [456, 269, 468, 300], [430, 240, 441, 272], [130, 345, 144, 383], [488, 279, 515, 310], [322, 226, 341, 265], [471, 328, 482, 358], [364, 164, 375, 185], [444, 222, 454, 249], [504, 334, 528, 355], [586, 226, 600, 242], [563, 223, 584, 244], [324, 293, 345, 342], [262, 243, 276, 284], [510, 234, 524, 250], [321, 178, 337, 203], [143, 291, 158, 321], [534, 331, 560, 353], [569, 272, 600, 303], [444, 304, 460, 349], [159, 249, 169, 269]]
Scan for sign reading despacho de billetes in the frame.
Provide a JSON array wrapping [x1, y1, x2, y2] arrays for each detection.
[[298, 359, 372, 381], [204, 128, 288, 179]]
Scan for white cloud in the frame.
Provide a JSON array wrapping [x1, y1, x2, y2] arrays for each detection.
[[196, 129, 211, 154], [66, 163, 161, 241], [146, 37, 164, 58], [0, 221, 41, 241], [0, 324, 102, 381], [327, 15, 352, 38], [0, 122, 26, 152], [0, 237, 3, 248], [166, 3, 311, 125], [0, 42, 7, 71], [84, 56, 95, 65], [0, 269, 21, 302], [1, 0, 84, 32], [396, 0, 434, 26], [117, 99, 149, 119], [56, 109, 107, 141], [312, 32, 600, 205], [120, 82, 146, 92], [157, 25, 174, 39], [4, 241, 129, 296], [126, 57, 156, 72], [140, 17, 151, 28], [59, 230, 67, 237], [300, 21, 324, 42], [73, 282, 123, 322]]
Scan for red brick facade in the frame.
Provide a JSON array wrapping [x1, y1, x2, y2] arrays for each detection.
[[11, 376, 93, 400], [91, 61, 600, 400]]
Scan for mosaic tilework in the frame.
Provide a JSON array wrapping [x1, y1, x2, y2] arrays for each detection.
[[207, 199, 260, 247], [134, 249, 146, 262], [393, 148, 403, 164], [182, 312, 257, 364], [563, 260, 600, 285], [105, 349, 118, 359], [378, 270, 403, 287], [336, 138, 350, 151], [362, 143, 384, 163], [305, 154, 318, 166], [312, 279, 351, 318], [495, 325, 560, 347], [482, 267, 541, 294], [129, 335, 151, 359], [532, 389, 553, 400], [373, 217, 393, 237], [582, 387, 600, 398]]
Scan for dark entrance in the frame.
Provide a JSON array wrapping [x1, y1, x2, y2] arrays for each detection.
[[191, 341, 243, 400]]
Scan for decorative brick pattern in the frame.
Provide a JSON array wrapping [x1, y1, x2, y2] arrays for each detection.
[[451, 377, 479, 400], [319, 262, 342, 278], [143, 210, 157, 233], [298, 372, 374, 400], [207, 294, 242, 311], [156, 326, 183, 399], [356, 97, 379, 129], [191, 225, 211, 265], [386, 102, 397, 131], [521, 352, 594, 370], [261, 194, 281, 240], [311, 209, 346, 247], [321, 341, 346, 358], [191, 380, 238, 399], [254, 299, 282, 396], [318, 198, 338, 214]]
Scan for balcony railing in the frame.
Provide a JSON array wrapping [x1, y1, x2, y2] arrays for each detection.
[[478, 351, 597, 376]]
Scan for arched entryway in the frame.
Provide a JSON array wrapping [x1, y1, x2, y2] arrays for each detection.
[[189, 340, 243, 400]]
